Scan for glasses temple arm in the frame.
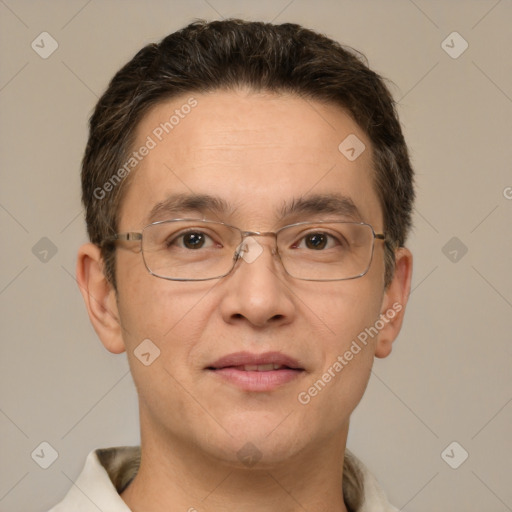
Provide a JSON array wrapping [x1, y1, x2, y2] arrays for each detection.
[[102, 232, 143, 244]]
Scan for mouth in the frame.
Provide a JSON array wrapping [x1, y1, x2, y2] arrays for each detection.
[[221, 363, 295, 371], [206, 351, 305, 392]]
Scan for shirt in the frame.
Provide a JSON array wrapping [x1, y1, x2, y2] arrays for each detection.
[[48, 446, 398, 511]]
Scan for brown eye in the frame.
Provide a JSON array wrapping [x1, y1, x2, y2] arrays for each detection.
[[166, 230, 215, 250], [182, 232, 206, 249], [304, 233, 328, 250]]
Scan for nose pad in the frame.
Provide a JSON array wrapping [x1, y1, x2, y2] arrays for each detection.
[[235, 236, 265, 264]]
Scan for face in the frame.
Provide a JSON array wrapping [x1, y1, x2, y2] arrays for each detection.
[[92, 89, 409, 467]]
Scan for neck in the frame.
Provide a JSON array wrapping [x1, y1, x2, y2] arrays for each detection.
[[121, 419, 350, 512]]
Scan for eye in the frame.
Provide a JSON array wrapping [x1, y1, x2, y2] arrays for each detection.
[[295, 231, 342, 250], [167, 230, 216, 250]]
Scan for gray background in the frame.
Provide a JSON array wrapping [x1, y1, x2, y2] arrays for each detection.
[[1, 1, 511, 511]]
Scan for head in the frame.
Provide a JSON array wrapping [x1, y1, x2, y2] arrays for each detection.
[[77, 19, 414, 509]]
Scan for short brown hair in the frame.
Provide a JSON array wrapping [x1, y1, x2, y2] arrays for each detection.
[[82, 19, 414, 290]]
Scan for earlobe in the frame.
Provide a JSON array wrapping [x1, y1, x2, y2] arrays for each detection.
[[375, 247, 413, 359], [76, 243, 126, 354]]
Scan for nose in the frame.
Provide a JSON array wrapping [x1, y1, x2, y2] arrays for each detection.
[[218, 236, 296, 328]]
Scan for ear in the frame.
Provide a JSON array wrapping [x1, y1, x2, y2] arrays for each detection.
[[375, 247, 413, 358], [76, 243, 126, 354]]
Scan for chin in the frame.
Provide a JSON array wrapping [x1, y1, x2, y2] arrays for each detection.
[[207, 437, 307, 470], [197, 415, 312, 468]]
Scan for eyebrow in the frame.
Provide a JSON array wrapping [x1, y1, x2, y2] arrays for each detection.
[[278, 193, 363, 222], [146, 193, 231, 223], [146, 192, 363, 224]]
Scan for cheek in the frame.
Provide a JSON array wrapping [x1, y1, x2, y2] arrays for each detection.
[[115, 260, 216, 372], [296, 282, 381, 415], [115, 278, 214, 416], [315, 279, 383, 346]]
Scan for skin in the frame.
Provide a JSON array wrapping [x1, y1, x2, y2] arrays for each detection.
[[77, 89, 412, 512]]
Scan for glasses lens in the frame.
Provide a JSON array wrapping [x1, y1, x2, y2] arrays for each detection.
[[142, 220, 240, 280], [140, 220, 376, 281], [277, 222, 375, 280]]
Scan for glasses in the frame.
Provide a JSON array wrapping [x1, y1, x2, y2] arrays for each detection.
[[102, 218, 387, 281]]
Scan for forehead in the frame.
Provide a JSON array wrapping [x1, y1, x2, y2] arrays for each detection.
[[118, 89, 382, 230]]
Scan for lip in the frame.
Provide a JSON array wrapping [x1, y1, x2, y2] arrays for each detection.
[[208, 351, 303, 370], [206, 351, 305, 392]]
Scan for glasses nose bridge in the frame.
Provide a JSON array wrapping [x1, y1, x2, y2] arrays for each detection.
[[241, 229, 277, 238], [237, 229, 280, 259]]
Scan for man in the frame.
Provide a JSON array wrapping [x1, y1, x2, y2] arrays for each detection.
[[51, 18, 414, 512]]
